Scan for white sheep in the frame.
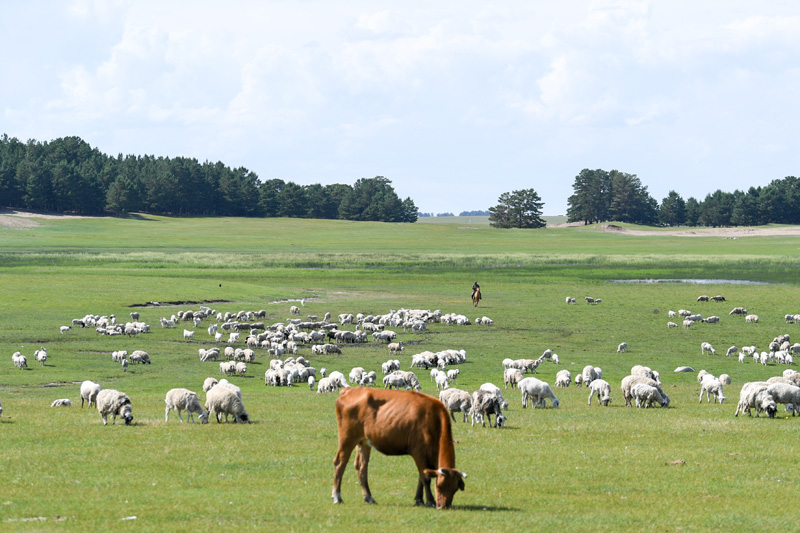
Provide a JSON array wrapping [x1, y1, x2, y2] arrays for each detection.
[[699, 374, 725, 404], [588, 379, 612, 406], [205, 385, 250, 423], [51, 398, 71, 407], [439, 388, 472, 422], [621, 375, 669, 408], [518, 377, 560, 409], [316, 377, 336, 393], [165, 388, 209, 423], [183, 329, 195, 340], [631, 383, 667, 408], [34, 347, 47, 366], [555, 369, 571, 388], [617, 342, 628, 353], [745, 314, 759, 323], [202, 377, 218, 393], [60, 325, 71, 334], [701, 342, 716, 355], [735, 381, 777, 418], [446, 368, 460, 384], [719, 373, 731, 385], [96, 389, 133, 425], [766, 382, 800, 416], [80, 380, 102, 408], [581, 365, 597, 387], [470, 390, 507, 428], [479, 383, 509, 410], [435, 372, 449, 391], [387, 342, 404, 355]]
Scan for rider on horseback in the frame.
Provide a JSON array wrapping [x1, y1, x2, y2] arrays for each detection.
[[471, 281, 481, 302]]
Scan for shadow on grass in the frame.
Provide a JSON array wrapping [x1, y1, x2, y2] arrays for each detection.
[[455, 504, 521, 512]]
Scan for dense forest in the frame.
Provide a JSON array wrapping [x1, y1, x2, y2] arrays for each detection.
[[566, 168, 800, 227], [0, 135, 417, 222]]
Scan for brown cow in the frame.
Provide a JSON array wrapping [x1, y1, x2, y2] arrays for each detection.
[[332, 387, 467, 509]]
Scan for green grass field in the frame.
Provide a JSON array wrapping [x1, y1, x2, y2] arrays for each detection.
[[2, 213, 800, 531]]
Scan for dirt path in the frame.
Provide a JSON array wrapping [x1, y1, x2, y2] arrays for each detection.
[[0, 208, 99, 229]]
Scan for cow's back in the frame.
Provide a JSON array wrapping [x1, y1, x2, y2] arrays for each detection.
[[336, 388, 448, 458]]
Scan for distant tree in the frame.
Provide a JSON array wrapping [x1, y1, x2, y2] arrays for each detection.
[[567, 168, 610, 224], [436, 212, 454, 217], [489, 188, 546, 229], [698, 190, 734, 227], [685, 197, 701, 226], [338, 176, 414, 222], [659, 190, 686, 226], [730, 186, 761, 226], [459, 210, 490, 216], [607, 170, 658, 224]]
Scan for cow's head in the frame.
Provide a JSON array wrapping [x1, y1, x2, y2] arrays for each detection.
[[424, 468, 466, 509]]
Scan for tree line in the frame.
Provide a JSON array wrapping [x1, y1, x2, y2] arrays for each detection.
[[487, 168, 800, 229], [0, 134, 417, 222]]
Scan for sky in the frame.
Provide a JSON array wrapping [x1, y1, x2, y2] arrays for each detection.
[[2, 1, 799, 215]]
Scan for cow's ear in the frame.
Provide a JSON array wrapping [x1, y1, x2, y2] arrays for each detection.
[[423, 469, 439, 480]]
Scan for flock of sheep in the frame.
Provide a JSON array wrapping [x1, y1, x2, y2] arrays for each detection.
[[4, 290, 800, 428]]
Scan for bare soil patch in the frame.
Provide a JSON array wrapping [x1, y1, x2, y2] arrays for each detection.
[[0, 207, 101, 229]]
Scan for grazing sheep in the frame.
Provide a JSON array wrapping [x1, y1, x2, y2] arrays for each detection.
[[682, 319, 693, 329], [555, 369, 571, 388], [766, 383, 800, 416], [701, 342, 716, 355], [581, 365, 597, 386], [470, 390, 507, 428], [96, 389, 133, 425], [674, 366, 695, 373], [697, 295, 709, 302], [735, 381, 777, 418], [203, 377, 218, 392], [729, 307, 748, 316], [446, 369, 460, 384], [60, 325, 71, 334], [165, 388, 209, 423], [479, 383, 509, 410], [745, 314, 759, 323], [308, 375, 316, 391], [617, 342, 628, 353], [631, 383, 667, 408], [699, 374, 725, 404], [439, 388, 473, 422], [621, 376, 669, 408], [290, 305, 301, 315], [51, 398, 71, 407], [130, 350, 151, 364], [435, 372, 449, 391], [504, 368, 523, 389], [518, 377, 560, 409], [588, 379, 612, 406], [725, 346, 738, 358], [80, 380, 102, 408], [205, 385, 250, 423], [235, 362, 247, 376], [359, 371, 377, 387]]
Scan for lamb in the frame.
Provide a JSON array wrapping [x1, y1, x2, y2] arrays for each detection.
[[503, 368, 523, 389], [220, 361, 236, 376], [205, 385, 250, 423], [588, 379, 612, 406], [435, 372, 449, 391], [96, 389, 133, 425], [316, 377, 336, 393], [518, 377, 560, 409], [719, 374, 731, 385], [470, 390, 507, 428], [735, 381, 777, 418], [617, 342, 628, 353], [165, 388, 209, 423], [766, 382, 800, 416], [60, 325, 71, 334], [699, 374, 725, 404], [631, 383, 668, 408], [51, 398, 71, 407], [308, 375, 316, 391], [349, 367, 366, 384], [130, 350, 151, 364], [439, 388, 473, 422], [235, 362, 247, 376], [745, 314, 759, 323], [725, 346, 738, 358], [555, 369, 571, 388], [566, 296, 576, 304], [359, 371, 377, 387], [80, 380, 102, 408]]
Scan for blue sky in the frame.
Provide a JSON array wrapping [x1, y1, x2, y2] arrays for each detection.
[[2, 1, 799, 215]]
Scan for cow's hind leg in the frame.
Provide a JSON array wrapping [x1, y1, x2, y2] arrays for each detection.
[[355, 443, 376, 504], [332, 437, 357, 504]]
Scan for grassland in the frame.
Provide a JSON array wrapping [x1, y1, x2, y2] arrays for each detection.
[[2, 213, 800, 531]]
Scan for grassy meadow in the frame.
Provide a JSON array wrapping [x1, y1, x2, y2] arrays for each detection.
[[2, 213, 800, 531]]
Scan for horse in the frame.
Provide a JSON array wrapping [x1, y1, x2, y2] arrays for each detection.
[[472, 288, 481, 307]]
